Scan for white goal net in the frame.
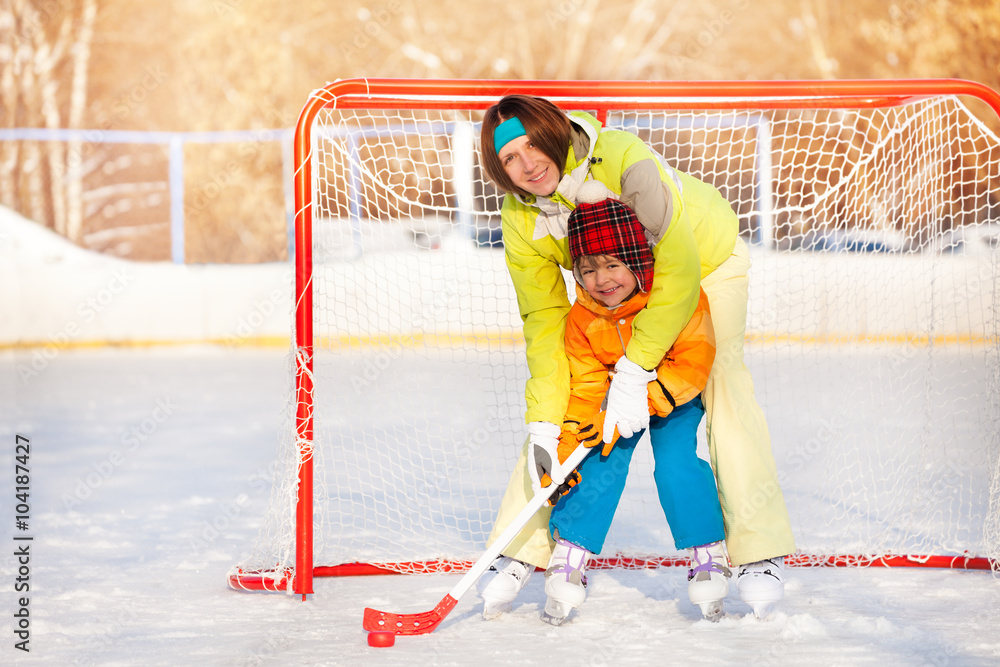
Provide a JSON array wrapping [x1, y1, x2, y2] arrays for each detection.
[[230, 80, 1000, 595]]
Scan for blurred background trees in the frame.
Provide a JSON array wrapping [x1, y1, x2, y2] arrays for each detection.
[[2, 0, 999, 262]]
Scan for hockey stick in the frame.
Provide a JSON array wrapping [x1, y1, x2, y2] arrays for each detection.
[[362, 442, 593, 636]]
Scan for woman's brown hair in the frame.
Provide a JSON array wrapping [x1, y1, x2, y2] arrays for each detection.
[[480, 95, 573, 197]]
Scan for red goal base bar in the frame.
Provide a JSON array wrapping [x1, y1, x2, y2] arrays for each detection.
[[229, 553, 995, 592]]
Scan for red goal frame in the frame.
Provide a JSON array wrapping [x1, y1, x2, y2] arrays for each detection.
[[231, 78, 1000, 598]]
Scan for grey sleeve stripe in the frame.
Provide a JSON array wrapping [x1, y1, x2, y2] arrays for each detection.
[[620, 159, 674, 245]]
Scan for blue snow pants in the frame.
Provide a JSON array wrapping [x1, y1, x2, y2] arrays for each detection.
[[549, 396, 725, 554]]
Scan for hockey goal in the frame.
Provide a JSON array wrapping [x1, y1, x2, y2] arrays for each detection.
[[230, 79, 1000, 598]]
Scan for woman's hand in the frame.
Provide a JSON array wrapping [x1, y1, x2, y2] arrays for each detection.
[[602, 356, 656, 441], [526, 421, 561, 492]]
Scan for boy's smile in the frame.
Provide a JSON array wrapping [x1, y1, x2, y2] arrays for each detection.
[[578, 255, 639, 308]]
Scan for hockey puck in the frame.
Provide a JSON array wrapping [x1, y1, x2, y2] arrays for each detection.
[[367, 631, 395, 647]]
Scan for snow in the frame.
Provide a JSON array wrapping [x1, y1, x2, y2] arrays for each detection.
[[2, 208, 1000, 666]]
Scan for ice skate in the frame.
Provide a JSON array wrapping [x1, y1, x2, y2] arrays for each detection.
[[540, 538, 591, 626], [687, 541, 732, 622], [477, 555, 534, 619], [737, 557, 784, 619]]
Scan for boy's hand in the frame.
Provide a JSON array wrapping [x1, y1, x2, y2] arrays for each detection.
[[546, 422, 585, 505], [603, 356, 656, 442], [559, 413, 621, 461], [546, 413, 621, 506], [576, 412, 621, 457], [544, 457, 582, 506]]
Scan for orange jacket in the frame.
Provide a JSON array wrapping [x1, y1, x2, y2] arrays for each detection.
[[564, 285, 716, 423]]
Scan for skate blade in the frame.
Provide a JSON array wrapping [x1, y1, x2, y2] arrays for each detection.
[[751, 601, 774, 619], [697, 600, 724, 622], [540, 598, 574, 626], [539, 609, 569, 626], [481, 600, 512, 620]]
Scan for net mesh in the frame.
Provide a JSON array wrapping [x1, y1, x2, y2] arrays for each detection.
[[231, 94, 1000, 592]]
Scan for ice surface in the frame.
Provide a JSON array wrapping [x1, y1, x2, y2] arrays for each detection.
[[2, 207, 999, 665]]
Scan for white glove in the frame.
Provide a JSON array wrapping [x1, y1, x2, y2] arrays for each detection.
[[602, 356, 656, 442], [526, 421, 561, 492]]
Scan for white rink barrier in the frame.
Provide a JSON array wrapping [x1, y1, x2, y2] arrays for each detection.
[[3, 207, 996, 347], [1, 207, 292, 348]]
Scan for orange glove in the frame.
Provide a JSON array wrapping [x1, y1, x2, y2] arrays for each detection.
[[560, 411, 620, 460], [545, 413, 621, 507], [555, 421, 583, 466], [540, 424, 581, 505], [544, 466, 582, 506]]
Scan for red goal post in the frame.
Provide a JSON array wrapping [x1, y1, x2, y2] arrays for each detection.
[[231, 78, 1000, 598]]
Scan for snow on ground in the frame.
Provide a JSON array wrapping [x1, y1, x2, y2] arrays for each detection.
[[2, 207, 999, 666], [1, 347, 999, 666]]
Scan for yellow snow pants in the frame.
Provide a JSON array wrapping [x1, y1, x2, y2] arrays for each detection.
[[485, 237, 796, 568]]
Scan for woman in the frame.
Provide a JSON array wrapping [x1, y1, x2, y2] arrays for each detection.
[[476, 94, 795, 620]]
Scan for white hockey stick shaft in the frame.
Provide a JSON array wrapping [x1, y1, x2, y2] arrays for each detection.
[[362, 442, 594, 634], [444, 442, 592, 601]]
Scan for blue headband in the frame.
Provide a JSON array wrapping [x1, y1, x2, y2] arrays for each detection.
[[493, 117, 527, 154]]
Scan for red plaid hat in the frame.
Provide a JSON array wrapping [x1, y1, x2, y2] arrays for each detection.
[[568, 198, 654, 292]]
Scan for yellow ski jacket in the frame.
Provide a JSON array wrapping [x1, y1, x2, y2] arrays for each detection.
[[501, 111, 738, 424]]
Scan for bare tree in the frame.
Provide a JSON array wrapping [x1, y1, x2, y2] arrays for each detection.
[[0, 0, 97, 239], [0, 4, 21, 208], [4, 0, 1000, 262], [65, 0, 97, 242]]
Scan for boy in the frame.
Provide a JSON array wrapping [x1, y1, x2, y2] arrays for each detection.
[[536, 183, 730, 624]]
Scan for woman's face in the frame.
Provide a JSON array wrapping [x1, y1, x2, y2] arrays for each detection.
[[497, 135, 561, 197]]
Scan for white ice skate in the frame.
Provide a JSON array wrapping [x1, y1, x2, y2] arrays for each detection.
[[540, 538, 591, 626], [477, 555, 534, 619], [687, 541, 732, 622], [737, 557, 784, 619]]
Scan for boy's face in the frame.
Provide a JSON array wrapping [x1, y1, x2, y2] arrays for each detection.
[[578, 255, 638, 308]]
